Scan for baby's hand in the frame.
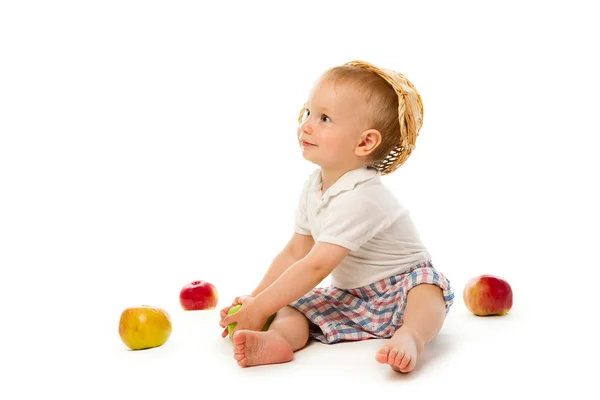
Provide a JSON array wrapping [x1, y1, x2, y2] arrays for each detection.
[[219, 302, 236, 327], [221, 295, 269, 336], [219, 295, 253, 338]]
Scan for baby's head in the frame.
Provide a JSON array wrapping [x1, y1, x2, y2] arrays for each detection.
[[297, 60, 423, 175]]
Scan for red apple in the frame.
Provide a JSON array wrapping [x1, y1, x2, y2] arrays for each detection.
[[463, 274, 513, 316], [179, 280, 218, 310]]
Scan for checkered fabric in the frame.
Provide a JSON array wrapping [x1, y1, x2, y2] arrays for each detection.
[[289, 261, 454, 344]]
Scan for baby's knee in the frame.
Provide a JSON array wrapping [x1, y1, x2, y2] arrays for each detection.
[[407, 283, 445, 305]]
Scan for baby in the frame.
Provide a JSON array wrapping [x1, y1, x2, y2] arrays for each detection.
[[220, 60, 454, 373]]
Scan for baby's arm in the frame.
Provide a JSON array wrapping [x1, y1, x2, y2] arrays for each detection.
[[251, 232, 315, 296], [252, 241, 350, 317]]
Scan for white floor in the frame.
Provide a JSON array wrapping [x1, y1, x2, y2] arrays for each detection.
[[15, 296, 588, 400]]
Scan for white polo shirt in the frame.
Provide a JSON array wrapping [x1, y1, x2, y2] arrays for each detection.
[[294, 166, 431, 289]]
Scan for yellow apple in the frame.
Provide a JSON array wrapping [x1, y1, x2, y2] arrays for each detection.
[[118, 305, 172, 350]]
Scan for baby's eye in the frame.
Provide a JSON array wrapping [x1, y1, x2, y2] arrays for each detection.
[[321, 114, 330, 123]]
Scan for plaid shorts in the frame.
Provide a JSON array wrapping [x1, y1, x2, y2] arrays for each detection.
[[288, 261, 454, 344]]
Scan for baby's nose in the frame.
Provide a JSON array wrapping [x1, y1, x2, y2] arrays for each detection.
[[299, 117, 312, 134]]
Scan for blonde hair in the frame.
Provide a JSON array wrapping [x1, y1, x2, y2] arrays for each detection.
[[298, 60, 424, 175]]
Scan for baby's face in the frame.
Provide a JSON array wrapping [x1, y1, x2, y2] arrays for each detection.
[[298, 78, 371, 170]]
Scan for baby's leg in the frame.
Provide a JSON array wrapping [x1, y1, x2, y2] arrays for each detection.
[[376, 284, 446, 373], [233, 306, 310, 367]]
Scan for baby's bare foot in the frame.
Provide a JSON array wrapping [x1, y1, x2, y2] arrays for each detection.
[[232, 330, 293, 367], [375, 330, 423, 373]]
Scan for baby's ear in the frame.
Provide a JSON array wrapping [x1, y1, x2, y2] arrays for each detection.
[[355, 129, 382, 157]]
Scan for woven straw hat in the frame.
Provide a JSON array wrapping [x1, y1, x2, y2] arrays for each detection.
[[298, 60, 424, 175]]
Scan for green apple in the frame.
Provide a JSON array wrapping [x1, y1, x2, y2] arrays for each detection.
[[227, 304, 276, 338]]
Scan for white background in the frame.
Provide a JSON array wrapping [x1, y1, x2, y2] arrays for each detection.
[[1, 0, 598, 398]]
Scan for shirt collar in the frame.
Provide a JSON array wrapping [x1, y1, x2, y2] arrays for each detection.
[[309, 166, 380, 204]]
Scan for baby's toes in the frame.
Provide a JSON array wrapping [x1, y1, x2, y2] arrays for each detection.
[[376, 346, 391, 363], [392, 348, 406, 367], [401, 358, 417, 373], [388, 348, 401, 365], [234, 342, 245, 352], [398, 352, 411, 370]]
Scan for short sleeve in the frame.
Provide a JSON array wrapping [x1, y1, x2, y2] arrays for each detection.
[[316, 194, 399, 252], [293, 178, 311, 235]]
